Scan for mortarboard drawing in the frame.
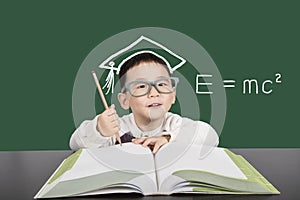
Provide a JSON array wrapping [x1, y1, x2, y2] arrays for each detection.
[[98, 36, 186, 94]]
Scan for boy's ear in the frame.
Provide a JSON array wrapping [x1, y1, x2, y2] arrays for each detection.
[[118, 93, 130, 110], [172, 92, 176, 104]]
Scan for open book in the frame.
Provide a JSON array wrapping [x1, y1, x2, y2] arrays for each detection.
[[35, 143, 279, 198]]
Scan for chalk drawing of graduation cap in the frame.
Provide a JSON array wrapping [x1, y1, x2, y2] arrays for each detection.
[[98, 35, 186, 94]]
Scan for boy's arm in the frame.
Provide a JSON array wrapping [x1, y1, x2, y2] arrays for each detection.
[[195, 121, 219, 147], [162, 113, 183, 143], [167, 117, 219, 147], [194, 121, 219, 159], [69, 115, 115, 151]]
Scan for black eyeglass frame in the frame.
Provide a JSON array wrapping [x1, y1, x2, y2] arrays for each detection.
[[121, 77, 179, 97]]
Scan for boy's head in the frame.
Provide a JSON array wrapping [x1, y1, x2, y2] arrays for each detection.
[[118, 52, 171, 89], [117, 52, 178, 126]]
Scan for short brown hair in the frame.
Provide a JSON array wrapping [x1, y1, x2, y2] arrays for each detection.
[[118, 52, 171, 89]]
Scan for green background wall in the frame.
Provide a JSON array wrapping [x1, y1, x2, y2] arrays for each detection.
[[1, 0, 298, 150]]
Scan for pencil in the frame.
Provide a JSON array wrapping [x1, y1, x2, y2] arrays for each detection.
[[91, 70, 122, 146]]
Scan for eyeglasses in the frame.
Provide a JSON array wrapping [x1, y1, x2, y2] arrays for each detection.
[[122, 77, 179, 97]]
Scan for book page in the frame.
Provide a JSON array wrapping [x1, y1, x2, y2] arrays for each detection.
[[155, 143, 246, 192], [38, 143, 157, 198], [62, 143, 154, 181]]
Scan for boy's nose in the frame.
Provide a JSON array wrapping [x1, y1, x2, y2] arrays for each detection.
[[148, 85, 160, 97]]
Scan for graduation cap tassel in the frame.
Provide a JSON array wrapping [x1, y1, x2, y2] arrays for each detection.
[[102, 64, 115, 94]]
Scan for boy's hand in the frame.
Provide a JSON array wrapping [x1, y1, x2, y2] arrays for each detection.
[[97, 104, 120, 137], [132, 135, 170, 154]]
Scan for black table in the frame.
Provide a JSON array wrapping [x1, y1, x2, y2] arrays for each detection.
[[1, 149, 299, 200]]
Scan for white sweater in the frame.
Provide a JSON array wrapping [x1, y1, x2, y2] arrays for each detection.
[[69, 112, 219, 152]]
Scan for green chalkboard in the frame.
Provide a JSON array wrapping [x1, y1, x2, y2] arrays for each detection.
[[0, 0, 299, 150]]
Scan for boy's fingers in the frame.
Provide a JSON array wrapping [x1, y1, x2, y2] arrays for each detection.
[[103, 104, 116, 116], [112, 126, 120, 133], [153, 138, 168, 153], [132, 138, 142, 144], [111, 120, 119, 127], [142, 138, 155, 147], [99, 104, 117, 119], [132, 137, 147, 144], [101, 110, 113, 118], [153, 142, 162, 154], [107, 108, 117, 116], [109, 114, 119, 122]]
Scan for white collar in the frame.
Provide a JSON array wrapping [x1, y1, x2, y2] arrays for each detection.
[[129, 114, 164, 137]]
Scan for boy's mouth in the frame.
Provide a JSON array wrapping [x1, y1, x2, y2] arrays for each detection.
[[147, 103, 162, 108]]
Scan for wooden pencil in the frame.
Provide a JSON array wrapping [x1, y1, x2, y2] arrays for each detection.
[[91, 71, 122, 145]]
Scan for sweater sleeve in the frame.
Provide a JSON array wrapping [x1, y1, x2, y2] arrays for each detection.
[[162, 113, 183, 143], [195, 121, 219, 147], [69, 115, 115, 151], [174, 118, 219, 146], [194, 121, 219, 159]]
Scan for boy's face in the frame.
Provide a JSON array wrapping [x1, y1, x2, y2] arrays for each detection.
[[118, 62, 176, 126]]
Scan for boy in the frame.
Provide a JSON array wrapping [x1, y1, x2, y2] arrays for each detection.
[[70, 52, 219, 153]]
